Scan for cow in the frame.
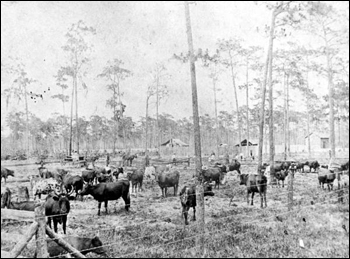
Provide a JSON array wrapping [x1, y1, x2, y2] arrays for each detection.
[[82, 169, 97, 184], [32, 178, 61, 200], [296, 162, 307, 173], [43, 236, 107, 258], [180, 182, 214, 225], [214, 162, 227, 174], [306, 161, 320, 173], [38, 167, 54, 179], [1, 188, 35, 211], [239, 173, 267, 208], [62, 175, 84, 198], [17, 186, 30, 202], [127, 168, 144, 193], [155, 169, 180, 197], [45, 192, 70, 234], [202, 167, 225, 189], [274, 170, 289, 188], [97, 173, 113, 183], [228, 160, 241, 174], [1, 166, 14, 184], [318, 167, 337, 191], [123, 154, 138, 167], [79, 180, 130, 216]]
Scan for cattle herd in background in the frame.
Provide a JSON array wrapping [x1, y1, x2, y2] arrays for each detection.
[[1, 156, 349, 256]]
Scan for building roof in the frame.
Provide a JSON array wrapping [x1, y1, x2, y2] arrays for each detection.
[[305, 132, 329, 139], [160, 138, 189, 147]]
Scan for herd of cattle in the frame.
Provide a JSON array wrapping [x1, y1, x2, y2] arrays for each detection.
[[1, 158, 349, 257]]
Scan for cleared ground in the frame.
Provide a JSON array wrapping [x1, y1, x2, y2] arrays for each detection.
[[1, 159, 349, 258]]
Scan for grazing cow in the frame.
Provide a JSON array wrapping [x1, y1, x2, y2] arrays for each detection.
[[80, 180, 130, 216], [318, 167, 337, 191], [306, 161, 320, 173], [228, 160, 241, 174], [275, 170, 289, 188], [82, 169, 97, 184], [38, 167, 54, 179], [1, 188, 35, 211], [17, 186, 30, 202], [202, 167, 225, 189], [32, 178, 61, 200], [45, 192, 70, 234], [1, 166, 14, 184], [44, 236, 107, 258], [127, 168, 144, 193], [239, 173, 267, 208], [296, 162, 307, 173], [180, 182, 214, 225], [97, 173, 113, 183], [155, 170, 180, 197], [123, 154, 138, 166], [62, 175, 84, 198]]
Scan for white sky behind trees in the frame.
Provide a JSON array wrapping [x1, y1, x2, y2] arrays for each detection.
[[1, 1, 348, 135]]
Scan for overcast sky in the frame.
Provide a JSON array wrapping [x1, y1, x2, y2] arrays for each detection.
[[1, 1, 348, 133]]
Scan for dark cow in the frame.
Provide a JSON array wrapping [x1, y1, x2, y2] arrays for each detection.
[[228, 160, 241, 174], [97, 173, 113, 183], [82, 169, 97, 184], [155, 170, 180, 197], [318, 168, 337, 191], [239, 173, 267, 208], [80, 180, 130, 216], [306, 161, 320, 173], [127, 168, 144, 193], [45, 192, 70, 234], [123, 154, 138, 167], [62, 175, 84, 198], [43, 236, 107, 258], [1, 188, 35, 211], [214, 162, 227, 174], [202, 167, 225, 189], [275, 170, 289, 188], [1, 166, 14, 184], [296, 162, 307, 173], [180, 182, 214, 225]]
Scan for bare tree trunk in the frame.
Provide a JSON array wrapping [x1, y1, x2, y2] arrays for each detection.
[[74, 76, 79, 154], [246, 60, 250, 158], [258, 10, 276, 174], [286, 74, 290, 157], [284, 71, 287, 161], [24, 84, 30, 158], [184, 1, 204, 255], [306, 56, 311, 159], [325, 39, 336, 158], [145, 95, 150, 152], [230, 70, 242, 154], [69, 77, 74, 156], [213, 77, 219, 157]]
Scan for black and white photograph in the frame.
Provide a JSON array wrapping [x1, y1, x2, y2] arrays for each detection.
[[1, 1, 349, 258]]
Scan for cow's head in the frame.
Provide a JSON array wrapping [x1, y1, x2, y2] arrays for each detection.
[[91, 236, 108, 256], [7, 169, 15, 177], [203, 182, 214, 196], [239, 174, 249, 185], [80, 183, 93, 196]]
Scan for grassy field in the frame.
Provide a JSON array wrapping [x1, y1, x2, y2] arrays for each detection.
[[1, 158, 349, 258]]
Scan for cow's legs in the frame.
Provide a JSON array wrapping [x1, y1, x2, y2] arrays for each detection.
[[53, 219, 58, 233], [122, 192, 130, 211], [183, 207, 189, 225], [282, 180, 284, 188], [251, 192, 255, 206], [192, 206, 196, 221], [264, 191, 267, 207], [62, 216, 67, 234], [247, 191, 250, 205], [105, 200, 108, 214], [98, 201, 102, 216], [260, 192, 264, 208]]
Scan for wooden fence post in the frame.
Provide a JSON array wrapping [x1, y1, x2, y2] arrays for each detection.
[[35, 202, 49, 258], [9, 222, 38, 258]]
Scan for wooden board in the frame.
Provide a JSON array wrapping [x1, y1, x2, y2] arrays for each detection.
[[1, 209, 34, 222]]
